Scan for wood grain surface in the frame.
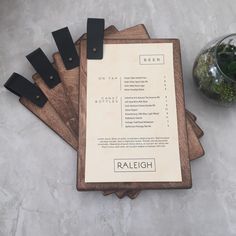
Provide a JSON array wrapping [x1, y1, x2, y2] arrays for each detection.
[[186, 112, 204, 138], [32, 73, 78, 138], [78, 38, 192, 190], [186, 110, 197, 121], [53, 53, 80, 117], [186, 119, 205, 160]]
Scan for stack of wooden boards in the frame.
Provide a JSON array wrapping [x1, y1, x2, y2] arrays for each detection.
[[4, 19, 205, 199]]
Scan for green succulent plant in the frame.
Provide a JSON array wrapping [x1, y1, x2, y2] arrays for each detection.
[[217, 41, 236, 82], [193, 38, 236, 104]]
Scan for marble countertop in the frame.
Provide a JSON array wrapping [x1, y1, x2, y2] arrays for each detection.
[[0, 0, 236, 235]]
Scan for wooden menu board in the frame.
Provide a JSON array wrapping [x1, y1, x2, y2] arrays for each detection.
[[77, 38, 192, 190]]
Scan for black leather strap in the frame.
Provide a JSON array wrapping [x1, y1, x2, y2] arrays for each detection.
[[4, 73, 47, 107], [26, 48, 61, 89], [52, 27, 80, 70], [87, 18, 104, 59]]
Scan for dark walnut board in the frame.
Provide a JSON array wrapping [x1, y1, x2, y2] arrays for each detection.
[[77, 38, 192, 191], [17, 25, 204, 198], [32, 73, 78, 138], [53, 25, 204, 197]]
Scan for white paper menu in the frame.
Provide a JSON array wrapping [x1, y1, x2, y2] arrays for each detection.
[[85, 43, 182, 183]]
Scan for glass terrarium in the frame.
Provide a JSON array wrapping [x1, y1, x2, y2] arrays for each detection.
[[193, 34, 236, 105]]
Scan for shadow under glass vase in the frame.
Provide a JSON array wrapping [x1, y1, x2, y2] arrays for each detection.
[[193, 34, 236, 105]]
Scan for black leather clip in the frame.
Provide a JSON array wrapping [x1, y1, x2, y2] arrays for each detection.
[[52, 27, 80, 70], [87, 18, 105, 59], [26, 48, 61, 89], [4, 73, 47, 107]]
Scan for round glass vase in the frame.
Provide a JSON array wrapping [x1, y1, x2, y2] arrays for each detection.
[[193, 34, 236, 105]]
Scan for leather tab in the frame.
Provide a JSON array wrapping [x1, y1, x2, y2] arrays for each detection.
[[26, 48, 61, 88], [52, 27, 80, 70], [4, 73, 47, 107], [87, 18, 104, 59]]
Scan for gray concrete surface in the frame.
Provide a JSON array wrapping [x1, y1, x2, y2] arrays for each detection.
[[0, 0, 236, 235]]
